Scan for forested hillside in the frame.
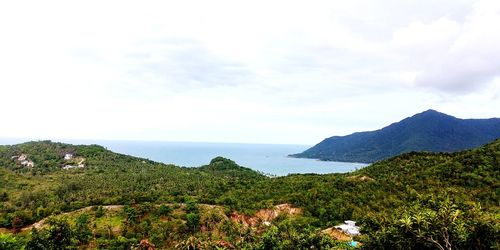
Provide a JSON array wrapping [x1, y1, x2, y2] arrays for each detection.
[[292, 109, 500, 163], [0, 140, 498, 249]]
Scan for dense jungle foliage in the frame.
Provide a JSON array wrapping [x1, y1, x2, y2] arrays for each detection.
[[0, 140, 499, 249]]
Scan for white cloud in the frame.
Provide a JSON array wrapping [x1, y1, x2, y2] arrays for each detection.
[[0, 0, 499, 144], [400, 0, 500, 93]]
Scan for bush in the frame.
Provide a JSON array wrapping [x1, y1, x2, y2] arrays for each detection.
[[157, 205, 173, 217], [0, 234, 25, 250]]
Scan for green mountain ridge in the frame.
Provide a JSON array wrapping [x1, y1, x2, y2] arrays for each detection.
[[291, 109, 500, 163], [0, 140, 499, 249]]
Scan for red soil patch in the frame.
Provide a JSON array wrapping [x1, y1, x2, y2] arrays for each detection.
[[230, 204, 302, 227]]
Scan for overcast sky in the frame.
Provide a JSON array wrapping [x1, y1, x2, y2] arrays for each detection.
[[1, 0, 499, 145]]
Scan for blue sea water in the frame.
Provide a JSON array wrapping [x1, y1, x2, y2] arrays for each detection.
[[0, 138, 368, 176]]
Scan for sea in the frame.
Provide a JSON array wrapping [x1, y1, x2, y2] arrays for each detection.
[[0, 138, 368, 176]]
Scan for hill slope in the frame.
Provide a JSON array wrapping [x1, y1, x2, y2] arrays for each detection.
[[291, 109, 500, 163], [0, 140, 499, 249]]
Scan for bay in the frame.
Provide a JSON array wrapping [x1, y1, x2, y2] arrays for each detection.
[[0, 138, 368, 176]]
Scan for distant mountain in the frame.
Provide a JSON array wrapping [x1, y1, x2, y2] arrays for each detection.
[[291, 109, 500, 163]]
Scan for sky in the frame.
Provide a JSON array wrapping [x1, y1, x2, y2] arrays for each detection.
[[0, 0, 499, 145]]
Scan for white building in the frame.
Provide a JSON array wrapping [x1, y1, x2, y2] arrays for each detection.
[[20, 160, 34, 168], [64, 153, 73, 160], [18, 154, 27, 161], [63, 163, 85, 170], [335, 220, 360, 236]]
